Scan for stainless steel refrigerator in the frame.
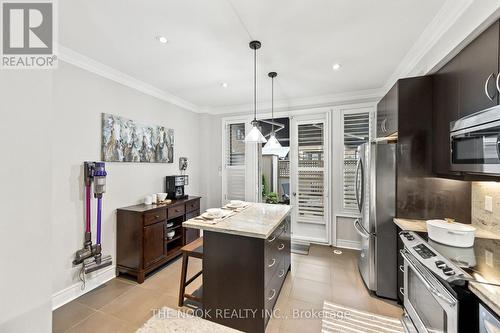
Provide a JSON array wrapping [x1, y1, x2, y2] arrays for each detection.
[[354, 142, 397, 300]]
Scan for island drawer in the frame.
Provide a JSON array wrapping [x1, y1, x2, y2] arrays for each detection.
[[264, 250, 282, 287], [167, 205, 185, 219], [264, 259, 286, 322], [143, 209, 167, 226]]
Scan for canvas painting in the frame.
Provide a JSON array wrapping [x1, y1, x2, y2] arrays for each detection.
[[101, 113, 174, 163]]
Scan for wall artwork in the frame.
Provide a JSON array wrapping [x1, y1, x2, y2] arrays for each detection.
[[101, 113, 174, 163]]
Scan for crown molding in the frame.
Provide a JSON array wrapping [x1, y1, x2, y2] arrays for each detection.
[[57, 0, 498, 115], [57, 45, 201, 113], [383, 0, 475, 93], [205, 88, 384, 115]]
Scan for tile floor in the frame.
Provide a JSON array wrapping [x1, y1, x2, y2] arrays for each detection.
[[53, 245, 402, 333]]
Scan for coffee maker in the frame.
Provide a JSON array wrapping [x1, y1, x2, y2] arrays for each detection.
[[165, 175, 188, 199]]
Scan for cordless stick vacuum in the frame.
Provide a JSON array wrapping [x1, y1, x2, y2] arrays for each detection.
[[73, 162, 112, 275]]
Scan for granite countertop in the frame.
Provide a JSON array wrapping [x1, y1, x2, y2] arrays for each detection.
[[469, 282, 500, 316], [393, 218, 500, 240], [183, 203, 291, 239]]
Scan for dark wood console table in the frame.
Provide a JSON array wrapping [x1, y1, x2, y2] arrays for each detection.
[[116, 196, 201, 283]]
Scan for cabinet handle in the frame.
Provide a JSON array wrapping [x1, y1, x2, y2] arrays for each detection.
[[485, 73, 497, 101], [278, 269, 285, 278], [267, 288, 277, 301], [496, 73, 500, 95], [278, 243, 285, 251], [155, 215, 160, 219], [268, 236, 276, 243], [399, 265, 404, 273], [399, 287, 405, 296], [268, 258, 276, 268], [381, 118, 387, 133]]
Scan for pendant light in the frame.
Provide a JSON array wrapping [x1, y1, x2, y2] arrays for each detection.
[[244, 40, 267, 143], [264, 71, 282, 149]]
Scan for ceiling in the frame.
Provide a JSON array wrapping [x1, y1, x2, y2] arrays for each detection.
[[59, 0, 447, 112]]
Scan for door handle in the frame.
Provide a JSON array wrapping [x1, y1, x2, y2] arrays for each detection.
[[353, 219, 371, 238], [381, 118, 387, 132], [485, 73, 497, 101], [497, 134, 500, 160]]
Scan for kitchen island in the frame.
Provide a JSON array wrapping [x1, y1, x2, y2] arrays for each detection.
[[183, 203, 291, 333]]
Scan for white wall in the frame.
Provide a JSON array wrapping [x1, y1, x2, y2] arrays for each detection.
[[51, 61, 202, 303], [0, 71, 53, 331]]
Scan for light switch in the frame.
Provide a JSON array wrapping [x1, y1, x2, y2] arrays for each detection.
[[485, 250, 493, 267], [485, 195, 493, 212]]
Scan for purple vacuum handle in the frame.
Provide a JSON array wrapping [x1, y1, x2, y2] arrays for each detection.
[[85, 185, 91, 233], [97, 197, 102, 245]]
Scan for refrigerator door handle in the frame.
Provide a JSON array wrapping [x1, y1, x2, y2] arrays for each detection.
[[355, 159, 361, 211], [353, 219, 373, 238], [355, 158, 364, 213]]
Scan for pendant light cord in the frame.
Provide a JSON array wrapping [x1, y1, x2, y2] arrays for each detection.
[[271, 75, 274, 134], [253, 47, 257, 122]]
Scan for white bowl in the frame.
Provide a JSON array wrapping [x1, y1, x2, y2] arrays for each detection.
[[426, 219, 476, 247], [206, 208, 223, 218], [166, 231, 175, 239], [157, 193, 168, 201], [230, 200, 244, 206]]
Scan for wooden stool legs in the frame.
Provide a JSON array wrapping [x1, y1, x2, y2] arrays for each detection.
[[178, 238, 203, 307]]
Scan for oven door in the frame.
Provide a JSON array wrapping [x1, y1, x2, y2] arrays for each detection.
[[450, 120, 500, 174], [401, 249, 458, 333]]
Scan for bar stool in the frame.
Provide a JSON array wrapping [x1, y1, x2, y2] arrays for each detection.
[[178, 237, 203, 307]]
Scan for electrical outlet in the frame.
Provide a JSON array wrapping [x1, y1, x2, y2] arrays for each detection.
[[485, 195, 493, 212], [485, 250, 493, 267]]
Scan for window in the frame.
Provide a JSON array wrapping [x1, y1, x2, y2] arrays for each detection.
[[223, 123, 246, 201], [342, 111, 371, 211]]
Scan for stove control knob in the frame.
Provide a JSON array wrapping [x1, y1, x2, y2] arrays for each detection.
[[443, 267, 455, 276], [435, 260, 446, 269], [407, 236, 414, 241]]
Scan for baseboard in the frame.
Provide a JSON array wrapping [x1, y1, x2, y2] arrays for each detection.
[[292, 235, 328, 245], [51, 265, 116, 310], [336, 239, 361, 250]]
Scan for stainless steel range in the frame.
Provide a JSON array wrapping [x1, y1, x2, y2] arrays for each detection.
[[398, 231, 498, 333]]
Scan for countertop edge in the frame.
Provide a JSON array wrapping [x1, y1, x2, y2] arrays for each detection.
[[183, 205, 292, 239], [469, 282, 500, 316]]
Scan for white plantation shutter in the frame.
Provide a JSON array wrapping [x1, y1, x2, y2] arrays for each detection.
[[297, 123, 326, 224], [224, 123, 246, 201], [343, 112, 370, 210]]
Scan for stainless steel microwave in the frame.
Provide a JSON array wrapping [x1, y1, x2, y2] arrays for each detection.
[[450, 105, 500, 175]]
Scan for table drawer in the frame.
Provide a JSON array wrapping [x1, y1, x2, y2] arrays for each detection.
[[143, 209, 167, 226], [168, 205, 185, 219], [186, 210, 200, 220], [186, 199, 200, 213]]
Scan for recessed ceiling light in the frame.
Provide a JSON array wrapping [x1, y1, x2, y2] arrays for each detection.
[[220, 82, 228, 88], [156, 36, 168, 44], [332, 63, 341, 71]]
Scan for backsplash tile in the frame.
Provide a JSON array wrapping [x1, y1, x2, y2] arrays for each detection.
[[472, 182, 500, 234]]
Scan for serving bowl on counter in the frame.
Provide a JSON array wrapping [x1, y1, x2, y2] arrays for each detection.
[[426, 219, 476, 247]]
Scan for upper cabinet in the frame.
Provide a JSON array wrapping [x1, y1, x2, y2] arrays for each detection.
[[376, 83, 398, 137], [458, 20, 499, 117], [432, 20, 500, 177]]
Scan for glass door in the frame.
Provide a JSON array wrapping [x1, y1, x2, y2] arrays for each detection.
[[290, 115, 329, 243]]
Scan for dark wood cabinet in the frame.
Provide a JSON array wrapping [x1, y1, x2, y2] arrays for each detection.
[[116, 196, 201, 283], [143, 222, 164, 267], [432, 55, 461, 176], [432, 20, 500, 177], [377, 83, 398, 137], [458, 20, 499, 117]]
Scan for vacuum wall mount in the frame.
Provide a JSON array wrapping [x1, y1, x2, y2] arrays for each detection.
[[73, 162, 112, 277]]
